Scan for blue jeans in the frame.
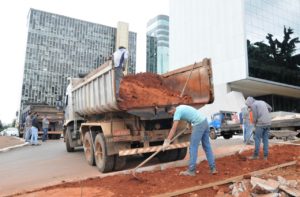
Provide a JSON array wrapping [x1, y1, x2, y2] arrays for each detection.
[[25, 127, 32, 142], [253, 126, 270, 157], [189, 119, 216, 172], [30, 126, 38, 145], [243, 123, 253, 143], [42, 128, 48, 141]]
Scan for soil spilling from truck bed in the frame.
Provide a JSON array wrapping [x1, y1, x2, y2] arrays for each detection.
[[118, 73, 192, 109], [14, 144, 300, 197]]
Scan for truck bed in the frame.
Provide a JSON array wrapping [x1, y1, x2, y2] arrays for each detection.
[[71, 59, 214, 118]]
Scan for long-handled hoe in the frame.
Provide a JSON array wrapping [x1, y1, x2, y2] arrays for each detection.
[[131, 128, 188, 180]]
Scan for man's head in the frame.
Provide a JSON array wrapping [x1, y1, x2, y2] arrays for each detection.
[[118, 46, 126, 50], [166, 106, 176, 115], [245, 96, 255, 107]]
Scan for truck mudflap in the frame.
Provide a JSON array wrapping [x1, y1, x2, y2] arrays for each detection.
[[118, 142, 190, 156]]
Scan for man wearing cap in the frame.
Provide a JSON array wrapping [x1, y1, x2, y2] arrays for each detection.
[[163, 105, 217, 176]]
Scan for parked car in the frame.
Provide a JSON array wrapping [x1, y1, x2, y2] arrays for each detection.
[[2, 127, 19, 137]]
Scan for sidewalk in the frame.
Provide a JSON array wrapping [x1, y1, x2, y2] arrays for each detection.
[[0, 136, 28, 152]]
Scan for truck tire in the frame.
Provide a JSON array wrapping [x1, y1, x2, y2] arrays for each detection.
[[83, 132, 95, 166], [177, 147, 187, 160], [223, 134, 232, 139], [65, 127, 74, 152], [209, 128, 217, 140], [157, 149, 178, 162], [114, 155, 126, 171], [94, 133, 115, 172]]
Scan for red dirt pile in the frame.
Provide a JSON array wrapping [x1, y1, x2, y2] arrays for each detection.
[[118, 72, 192, 109], [14, 144, 300, 197]]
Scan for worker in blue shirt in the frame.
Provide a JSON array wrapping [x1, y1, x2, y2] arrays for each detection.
[[163, 105, 217, 176]]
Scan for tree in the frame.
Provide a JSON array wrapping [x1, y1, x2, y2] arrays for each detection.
[[0, 120, 3, 131]]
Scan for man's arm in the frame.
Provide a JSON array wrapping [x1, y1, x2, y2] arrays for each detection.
[[167, 121, 179, 140], [162, 121, 179, 151], [265, 102, 272, 112]]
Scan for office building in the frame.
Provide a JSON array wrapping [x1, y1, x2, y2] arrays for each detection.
[[146, 35, 158, 73], [170, 0, 300, 113], [20, 8, 136, 111], [146, 15, 169, 74]]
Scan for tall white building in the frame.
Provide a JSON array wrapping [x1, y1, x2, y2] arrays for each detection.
[[170, 0, 300, 113]]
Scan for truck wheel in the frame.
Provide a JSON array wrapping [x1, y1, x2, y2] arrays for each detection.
[[157, 149, 178, 162], [94, 133, 115, 172], [114, 155, 126, 171], [65, 127, 74, 152], [177, 147, 187, 160], [209, 128, 217, 140], [223, 134, 232, 139], [83, 132, 95, 166]]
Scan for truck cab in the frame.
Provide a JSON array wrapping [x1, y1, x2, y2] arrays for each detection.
[[209, 111, 241, 140]]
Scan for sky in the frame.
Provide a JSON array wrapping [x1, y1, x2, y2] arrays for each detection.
[[0, 0, 169, 125]]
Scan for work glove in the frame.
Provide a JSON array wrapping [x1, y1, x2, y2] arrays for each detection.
[[162, 139, 171, 151]]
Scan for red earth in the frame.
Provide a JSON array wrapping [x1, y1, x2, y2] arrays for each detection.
[[118, 72, 192, 109], [12, 144, 300, 197]]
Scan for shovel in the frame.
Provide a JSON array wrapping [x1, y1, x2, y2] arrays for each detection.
[[180, 62, 196, 98], [131, 128, 187, 179], [235, 128, 255, 161]]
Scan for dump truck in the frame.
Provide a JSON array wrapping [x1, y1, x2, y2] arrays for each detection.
[[209, 111, 242, 140], [19, 104, 63, 139], [63, 58, 214, 172]]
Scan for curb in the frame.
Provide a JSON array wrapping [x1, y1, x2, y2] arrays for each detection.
[[2, 144, 253, 197], [0, 137, 29, 153]]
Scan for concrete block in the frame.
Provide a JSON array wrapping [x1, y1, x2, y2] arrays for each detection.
[[251, 177, 279, 193], [279, 185, 300, 197]]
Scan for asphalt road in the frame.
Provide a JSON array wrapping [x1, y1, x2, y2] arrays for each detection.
[[0, 135, 245, 196]]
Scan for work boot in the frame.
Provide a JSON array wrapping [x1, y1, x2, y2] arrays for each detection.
[[179, 170, 196, 176], [211, 168, 218, 175], [263, 156, 268, 161], [248, 155, 258, 160]]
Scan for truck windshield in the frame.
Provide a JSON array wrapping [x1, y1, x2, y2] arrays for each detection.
[[213, 114, 222, 121]]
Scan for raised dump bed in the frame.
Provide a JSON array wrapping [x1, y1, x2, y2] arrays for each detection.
[[70, 58, 214, 118]]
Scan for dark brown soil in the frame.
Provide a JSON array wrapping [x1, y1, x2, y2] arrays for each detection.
[[118, 73, 192, 109], [12, 145, 300, 197]]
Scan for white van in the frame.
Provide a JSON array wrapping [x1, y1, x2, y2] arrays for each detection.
[[3, 127, 19, 137]]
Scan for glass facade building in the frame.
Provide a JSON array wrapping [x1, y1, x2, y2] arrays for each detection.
[[21, 9, 136, 110], [146, 35, 158, 73], [245, 0, 300, 111], [246, 0, 300, 87], [146, 15, 169, 74], [170, 0, 300, 113]]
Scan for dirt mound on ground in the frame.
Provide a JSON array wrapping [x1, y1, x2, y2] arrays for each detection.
[[119, 73, 192, 109], [14, 145, 300, 197]]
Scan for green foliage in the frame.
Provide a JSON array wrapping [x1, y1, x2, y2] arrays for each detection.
[[0, 120, 3, 131], [248, 26, 300, 86]]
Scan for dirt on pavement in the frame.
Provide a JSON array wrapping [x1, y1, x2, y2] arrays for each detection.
[[0, 136, 24, 149], [11, 144, 300, 197], [118, 72, 192, 109]]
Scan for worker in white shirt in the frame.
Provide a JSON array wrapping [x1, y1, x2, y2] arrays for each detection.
[[113, 46, 129, 101]]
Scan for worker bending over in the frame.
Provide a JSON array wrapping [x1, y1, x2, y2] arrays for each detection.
[[163, 105, 217, 176]]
